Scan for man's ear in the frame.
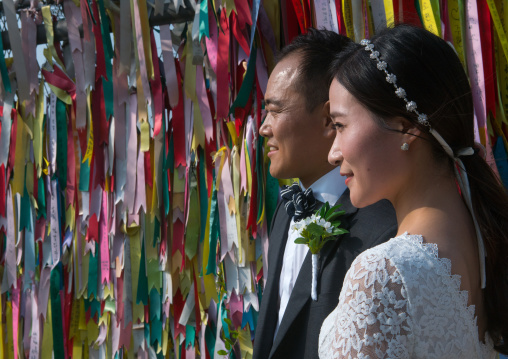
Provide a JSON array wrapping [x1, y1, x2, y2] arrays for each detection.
[[321, 101, 335, 137]]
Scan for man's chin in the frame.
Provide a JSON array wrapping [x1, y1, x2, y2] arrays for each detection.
[[268, 166, 287, 180]]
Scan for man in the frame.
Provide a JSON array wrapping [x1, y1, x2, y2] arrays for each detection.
[[252, 29, 398, 359]]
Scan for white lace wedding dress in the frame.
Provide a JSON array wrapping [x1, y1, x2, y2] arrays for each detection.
[[318, 233, 496, 359]]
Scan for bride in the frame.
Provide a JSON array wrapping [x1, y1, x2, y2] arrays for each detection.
[[318, 25, 508, 358]]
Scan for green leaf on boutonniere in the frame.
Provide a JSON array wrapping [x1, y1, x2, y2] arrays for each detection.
[[294, 237, 308, 245], [292, 202, 349, 255]]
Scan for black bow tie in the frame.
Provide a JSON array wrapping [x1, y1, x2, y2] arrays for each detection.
[[280, 182, 317, 221]]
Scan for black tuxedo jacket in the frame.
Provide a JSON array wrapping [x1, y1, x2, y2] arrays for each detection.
[[252, 189, 397, 359]]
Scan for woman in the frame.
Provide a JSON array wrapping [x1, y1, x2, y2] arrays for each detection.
[[318, 25, 508, 358]]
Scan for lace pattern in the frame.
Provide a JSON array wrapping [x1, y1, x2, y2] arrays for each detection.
[[318, 233, 496, 359]]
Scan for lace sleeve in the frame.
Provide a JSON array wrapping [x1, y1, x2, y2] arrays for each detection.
[[319, 252, 413, 359]]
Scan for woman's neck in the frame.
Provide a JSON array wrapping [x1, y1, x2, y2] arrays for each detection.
[[392, 166, 469, 238]]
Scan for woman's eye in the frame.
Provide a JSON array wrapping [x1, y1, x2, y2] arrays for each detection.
[[332, 123, 344, 131]]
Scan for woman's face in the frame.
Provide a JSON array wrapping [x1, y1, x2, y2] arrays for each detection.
[[328, 79, 407, 208]]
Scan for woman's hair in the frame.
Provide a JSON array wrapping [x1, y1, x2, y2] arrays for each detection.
[[332, 24, 508, 353]]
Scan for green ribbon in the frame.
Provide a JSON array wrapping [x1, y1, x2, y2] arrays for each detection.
[[137, 235, 149, 305], [256, 136, 265, 222], [265, 162, 279, 235], [199, 0, 210, 40], [229, 47, 257, 115], [186, 324, 196, 348], [50, 263, 65, 358], [37, 175, 46, 219], [205, 322, 216, 357], [0, 31, 11, 93], [198, 149, 208, 243], [414, 0, 423, 24], [185, 184, 200, 260], [149, 288, 162, 346], [166, 133, 175, 173], [78, 159, 90, 192], [153, 217, 160, 247], [88, 241, 99, 299], [206, 182, 219, 275], [19, 183, 32, 231], [23, 204, 35, 290]]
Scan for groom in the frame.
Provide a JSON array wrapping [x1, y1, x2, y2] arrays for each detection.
[[253, 30, 398, 359]]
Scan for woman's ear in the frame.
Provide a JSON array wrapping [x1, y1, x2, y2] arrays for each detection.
[[391, 116, 421, 145]]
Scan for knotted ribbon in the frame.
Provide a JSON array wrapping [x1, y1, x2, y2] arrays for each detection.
[[280, 182, 316, 221]]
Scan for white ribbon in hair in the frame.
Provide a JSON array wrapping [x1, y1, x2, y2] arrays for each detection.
[[430, 129, 486, 289]]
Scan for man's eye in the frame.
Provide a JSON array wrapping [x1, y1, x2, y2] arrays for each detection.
[[332, 123, 344, 130]]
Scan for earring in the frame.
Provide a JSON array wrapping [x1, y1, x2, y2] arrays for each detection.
[[401, 143, 409, 151]]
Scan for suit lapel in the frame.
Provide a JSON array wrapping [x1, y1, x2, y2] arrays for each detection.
[[253, 203, 291, 358], [319, 189, 357, 272], [270, 190, 357, 356]]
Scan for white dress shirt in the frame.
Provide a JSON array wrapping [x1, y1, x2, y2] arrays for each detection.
[[274, 166, 347, 338]]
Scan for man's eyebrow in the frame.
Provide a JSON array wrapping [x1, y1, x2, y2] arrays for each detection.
[[264, 98, 283, 107]]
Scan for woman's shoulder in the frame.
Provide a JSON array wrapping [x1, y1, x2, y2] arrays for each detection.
[[352, 233, 434, 269]]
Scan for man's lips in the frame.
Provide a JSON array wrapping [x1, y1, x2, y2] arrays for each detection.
[[267, 143, 279, 156]]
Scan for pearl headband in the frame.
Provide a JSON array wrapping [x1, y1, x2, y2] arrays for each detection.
[[360, 38, 487, 289]]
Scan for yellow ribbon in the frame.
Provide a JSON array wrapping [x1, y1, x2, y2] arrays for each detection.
[[486, 0, 508, 62], [42, 6, 66, 70], [383, 0, 394, 28], [342, 0, 354, 39], [448, 0, 467, 67], [419, 0, 440, 36]]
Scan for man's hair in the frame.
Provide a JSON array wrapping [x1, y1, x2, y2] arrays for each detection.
[[276, 29, 353, 112]]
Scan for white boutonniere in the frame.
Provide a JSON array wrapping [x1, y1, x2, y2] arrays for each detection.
[[291, 202, 349, 301]]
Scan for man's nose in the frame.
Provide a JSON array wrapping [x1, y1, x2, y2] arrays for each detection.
[[259, 116, 272, 138]]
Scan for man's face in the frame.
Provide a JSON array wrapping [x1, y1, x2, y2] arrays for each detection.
[[259, 54, 335, 187]]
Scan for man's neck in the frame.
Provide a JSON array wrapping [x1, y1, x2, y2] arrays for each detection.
[[301, 166, 346, 205]]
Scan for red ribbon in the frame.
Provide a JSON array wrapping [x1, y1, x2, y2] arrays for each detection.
[[66, 109, 76, 209], [234, 0, 253, 28], [232, 11, 251, 57], [216, 8, 231, 120], [92, 78, 107, 188], [334, 0, 346, 35], [7, 109, 17, 182], [88, 213, 99, 243], [91, 0, 107, 81], [173, 289, 187, 339], [144, 151, 153, 189], [401, 0, 421, 26], [80, 0, 92, 42], [478, 0, 497, 118], [285, 0, 300, 44], [290, 0, 306, 34], [0, 164, 5, 217], [173, 60, 186, 169], [41, 66, 77, 120]]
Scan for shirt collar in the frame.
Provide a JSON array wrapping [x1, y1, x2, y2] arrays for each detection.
[[301, 166, 347, 205]]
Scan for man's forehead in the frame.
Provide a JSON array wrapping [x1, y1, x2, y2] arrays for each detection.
[[266, 55, 303, 99], [272, 54, 302, 80]]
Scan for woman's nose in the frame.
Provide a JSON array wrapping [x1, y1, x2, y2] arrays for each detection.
[[328, 140, 343, 166]]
